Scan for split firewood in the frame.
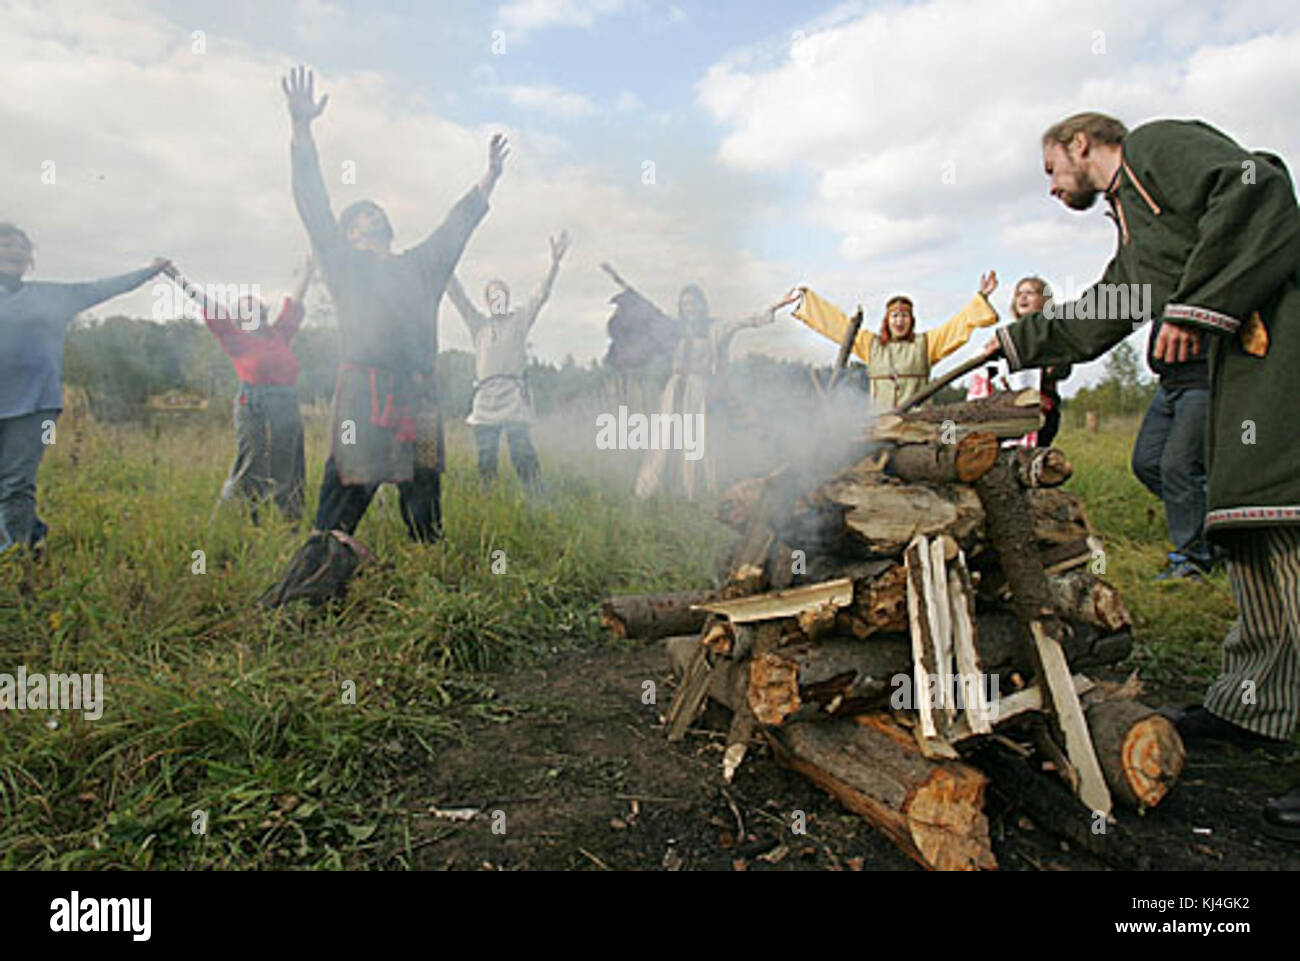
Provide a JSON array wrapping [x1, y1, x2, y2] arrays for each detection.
[[601, 589, 714, 640], [692, 578, 854, 624], [885, 432, 999, 485], [1012, 446, 1073, 488]]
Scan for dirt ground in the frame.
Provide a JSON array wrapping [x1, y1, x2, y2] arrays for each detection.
[[409, 640, 1300, 871]]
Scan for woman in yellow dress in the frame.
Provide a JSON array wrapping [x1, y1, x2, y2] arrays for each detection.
[[793, 272, 1000, 410]]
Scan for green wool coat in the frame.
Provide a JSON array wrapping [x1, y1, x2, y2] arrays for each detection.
[[999, 119, 1300, 540]]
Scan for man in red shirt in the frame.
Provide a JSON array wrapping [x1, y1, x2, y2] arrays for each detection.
[[165, 260, 313, 523]]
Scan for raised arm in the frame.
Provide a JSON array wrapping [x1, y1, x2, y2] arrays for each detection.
[[62, 259, 170, 317], [411, 134, 505, 280], [268, 256, 315, 341], [282, 66, 344, 267], [162, 263, 240, 343], [924, 271, 1000, 364], [445, 273, 486, 335], [524, 230, 570, 326], [792, 286, 873, 363]]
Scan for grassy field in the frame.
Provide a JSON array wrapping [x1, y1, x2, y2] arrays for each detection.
[[0, 406, 1237, 869]]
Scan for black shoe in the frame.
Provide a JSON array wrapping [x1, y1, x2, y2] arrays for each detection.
[[1263, 787, 1300, 843], [1158, 705, 1284, 750]]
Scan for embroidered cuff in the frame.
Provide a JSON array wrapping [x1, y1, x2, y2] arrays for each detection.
[[996, 326, 1022, 370], [1163, 303, 1241, 334]]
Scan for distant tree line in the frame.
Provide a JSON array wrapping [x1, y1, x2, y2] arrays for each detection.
[[61, 315, 1156, 429]]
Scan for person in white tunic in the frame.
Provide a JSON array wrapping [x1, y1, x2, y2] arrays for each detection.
[[445, 230, 570, 489]]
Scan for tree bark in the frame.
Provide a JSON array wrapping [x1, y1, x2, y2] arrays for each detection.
[[768, 716, 997, 871], [601, 589, 714, 639]]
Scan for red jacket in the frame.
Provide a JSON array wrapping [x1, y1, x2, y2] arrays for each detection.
[[205, 297, 303, 387]]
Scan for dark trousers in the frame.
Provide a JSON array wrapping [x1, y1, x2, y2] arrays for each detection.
[[474, 423, 540, 488], [223, 384, 305, 523], [0, 409, 56, 553], [314, 455, 442, 542], [1037, 402, 1062, 449], [1131, 384, 1212, 566]]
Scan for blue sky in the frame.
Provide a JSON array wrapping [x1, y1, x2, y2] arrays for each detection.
[[4, 0, 1299, 394]]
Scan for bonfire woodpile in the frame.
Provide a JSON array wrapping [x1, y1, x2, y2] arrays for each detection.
[[602, 390, 1186, 871]]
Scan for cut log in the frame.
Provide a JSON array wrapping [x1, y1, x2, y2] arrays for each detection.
[[975, 450, 1112, 817], [1012, 446, 1073, 488], [873, 391, 1044, 444], [975, 745, 1143, 870], [768, 718, 997, 871], [1025, 487, 1097, 546], [886, 432, 999, 485], [1050, 569, 1132, 633], [746, 639, 898, 725], [819, 475, 985, 556], [601, 589, 713, 639], [1085, 699, 1185, 809]]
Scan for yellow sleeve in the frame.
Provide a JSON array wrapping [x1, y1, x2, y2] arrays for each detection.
[[924, 293, 998, 365], [792, 288, 874, 363]]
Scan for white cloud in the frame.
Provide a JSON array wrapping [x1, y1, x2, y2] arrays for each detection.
[[495, 0, 627, 39], [497, 83, 598, 119], [695, 0, 1300, 386], [0, 1, 785, 369]]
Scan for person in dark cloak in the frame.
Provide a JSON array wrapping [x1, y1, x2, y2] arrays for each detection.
[[281, 64, 506, 543]]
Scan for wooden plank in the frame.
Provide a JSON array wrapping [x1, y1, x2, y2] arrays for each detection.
[[1030, 620, 1113, 818], [692, 577, 854, 623], [905, 537, 939, 742], [927, 536, 954, 730]]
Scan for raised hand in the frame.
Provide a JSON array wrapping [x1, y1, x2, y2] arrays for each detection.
[[281, 65, 329, 126], [980, 270, 998, 297], [550, 230, 571, 264], [771, 287, 802, 312], [478, 133, 510, 199]]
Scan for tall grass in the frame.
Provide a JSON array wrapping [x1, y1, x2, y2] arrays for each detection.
[[0, 410, 725, 869]]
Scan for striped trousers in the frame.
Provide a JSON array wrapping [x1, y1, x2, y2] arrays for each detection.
[[1203, 526, 1300, 740]]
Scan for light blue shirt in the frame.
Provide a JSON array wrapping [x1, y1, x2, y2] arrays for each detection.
[[0, 266, 157, 419]]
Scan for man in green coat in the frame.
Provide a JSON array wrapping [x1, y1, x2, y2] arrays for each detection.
[[984, 112, 1300, 838]]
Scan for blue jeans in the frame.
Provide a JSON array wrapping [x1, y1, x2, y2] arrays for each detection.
[[1131, 385, 1211, 566], [0, 409, 56, 554], [474, 423, 540, 488]]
